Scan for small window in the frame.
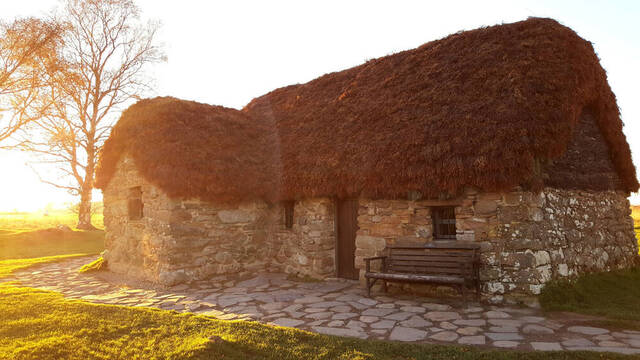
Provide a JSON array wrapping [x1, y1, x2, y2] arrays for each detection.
[[284, 200, 294, 229], [432, 206, 456, 240], [128, 186, 143, 220]]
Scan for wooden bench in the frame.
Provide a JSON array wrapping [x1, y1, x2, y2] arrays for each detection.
[[364, 242, 481, 302]]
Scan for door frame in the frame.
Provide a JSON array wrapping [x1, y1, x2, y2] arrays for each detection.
[[334, 198, 339, 278], [334, 197, 359, 280]]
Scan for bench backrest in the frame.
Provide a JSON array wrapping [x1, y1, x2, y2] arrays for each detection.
[[386, 242, 480, 278]]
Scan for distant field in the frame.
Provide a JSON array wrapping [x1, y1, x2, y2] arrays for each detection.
[[0, 228, 104, 261], [632, 206, 640, 251], [632, 205, 640, 225], [0, 210, 104, 261], [0, 210, 103, 231]]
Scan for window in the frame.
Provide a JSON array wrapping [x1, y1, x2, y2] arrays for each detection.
[[284, 200, 295, 229], [128, 186, 143, 220], [432, 206, 456, 240]]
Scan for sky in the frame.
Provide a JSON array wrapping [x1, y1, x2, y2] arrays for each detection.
[[0, 0, 638, 211]]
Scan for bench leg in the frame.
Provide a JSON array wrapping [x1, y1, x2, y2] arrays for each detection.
[[382, 280, 388, 293], [366, 278, 378, 297], [475, 280, 481, 301]]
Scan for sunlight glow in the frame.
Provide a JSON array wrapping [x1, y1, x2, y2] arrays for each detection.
[[0, 151, 101, 212], [0, 0, 639, 209]]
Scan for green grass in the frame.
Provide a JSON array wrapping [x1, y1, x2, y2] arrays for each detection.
[[636, 228, 640, 253], [0, 209, 104, 261], [78, 257, 104, 273], [0, 284, 632, 360], [540, 267, 640, 329], [0, 212, 104, 277], [632, 205, 640, 253], [631, 205, 640, 225], [0, 228, 103, 261]]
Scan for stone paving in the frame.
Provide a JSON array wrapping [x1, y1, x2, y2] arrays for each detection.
[[5, 256, 640, 355]]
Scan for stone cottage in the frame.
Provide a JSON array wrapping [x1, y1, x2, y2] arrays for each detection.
[[96, 18, 639, 299]]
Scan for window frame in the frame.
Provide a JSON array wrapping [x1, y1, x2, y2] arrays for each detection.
[[431, 206, 457, 240], [127, 186, 143, 221], [284, 200, 295, 229]]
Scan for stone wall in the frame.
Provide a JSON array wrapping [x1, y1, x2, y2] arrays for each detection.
[[355, 199, 435, 271], [102, 156, 175, 284], [354, 188, 638, 299], [103, 157, 336, 285], [482, 188, 637, 301], [105, 157, 637, 296], [273, 198, 336, 278]]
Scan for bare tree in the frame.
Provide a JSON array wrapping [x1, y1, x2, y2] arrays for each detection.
[[0, 17, 63, 142], [15, 0, 164, 229]]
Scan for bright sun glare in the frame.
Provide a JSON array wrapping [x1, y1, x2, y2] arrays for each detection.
[[0, 152, 101, 212], [0, 0, 639, 211], [0, 153, 59, 212]]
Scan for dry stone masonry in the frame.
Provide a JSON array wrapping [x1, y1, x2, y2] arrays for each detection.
[[103, 157, 336, 286], [104, 157, 638, 300]]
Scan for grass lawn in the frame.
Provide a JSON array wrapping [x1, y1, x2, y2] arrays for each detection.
[[78, 256, 104, 273], [540, 267, 640, 330], [632, 205, 640, 253], [0, 228, 103, 261], [0, 210, 104, 261]]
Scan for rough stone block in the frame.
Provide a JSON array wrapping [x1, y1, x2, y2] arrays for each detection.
[[355, 235, 386, 251], [217, 209, 255, 223], [474, 200, 498, 214]]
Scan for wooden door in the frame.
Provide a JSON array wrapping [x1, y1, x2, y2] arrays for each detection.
[[337, 198, 359, 279]]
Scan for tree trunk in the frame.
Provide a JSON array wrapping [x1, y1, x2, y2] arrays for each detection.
[[77, 144, 96, 230], [77, 184, 95, 230]]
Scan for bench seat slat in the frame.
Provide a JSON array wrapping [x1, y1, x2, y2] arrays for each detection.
[[390, 254, 474, 259], [390, 263, 467, 270], [365, 272, 464, 284], [389, 256, 473, 263], [390, 249, 472, 255], [389, 250, 475, 254], [389, 266, 471, 275], [389, 260, 471, 268]]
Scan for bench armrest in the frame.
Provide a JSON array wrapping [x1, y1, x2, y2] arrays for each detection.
[[364, 256, 387, 273]]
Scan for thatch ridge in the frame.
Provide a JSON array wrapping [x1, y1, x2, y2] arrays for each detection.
[[96, 17, 638, 202]]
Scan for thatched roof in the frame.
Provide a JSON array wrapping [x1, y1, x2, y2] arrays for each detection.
[[96, 98, 280, 203], [96, 17, 638, 202]]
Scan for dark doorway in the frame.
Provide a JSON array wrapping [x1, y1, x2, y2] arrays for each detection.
[[336, 198, 359, 279]]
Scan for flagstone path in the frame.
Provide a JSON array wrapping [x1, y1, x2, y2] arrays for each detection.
[[5, 255, 640, 355]]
